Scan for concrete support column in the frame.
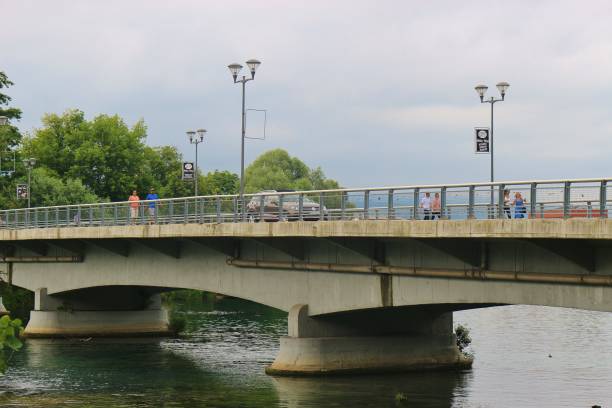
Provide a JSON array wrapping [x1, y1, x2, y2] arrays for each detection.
[[24, 287, 171, 338], [266, 304, 472, 376]]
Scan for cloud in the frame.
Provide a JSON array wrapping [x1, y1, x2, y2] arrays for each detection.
[[2, 0, 612, 188]]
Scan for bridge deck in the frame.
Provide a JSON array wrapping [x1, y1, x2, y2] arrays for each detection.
[[2, 219, 612, 241]]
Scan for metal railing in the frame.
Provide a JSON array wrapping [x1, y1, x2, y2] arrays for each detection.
[[0, 178, 610, 229]]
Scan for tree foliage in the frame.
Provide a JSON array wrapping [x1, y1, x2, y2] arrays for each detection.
[[0, 315, 24, 374], [23, 110, 148, 201], [244, 149, 340, 193]]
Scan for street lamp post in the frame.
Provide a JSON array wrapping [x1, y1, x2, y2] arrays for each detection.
[[227, 59, 261, 218], [186, 129, 206, 196], [474, 82, 510, 214], [23, 157, 36, 208]]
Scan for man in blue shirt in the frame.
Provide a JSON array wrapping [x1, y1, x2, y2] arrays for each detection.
[[146, 188, 159, 223]]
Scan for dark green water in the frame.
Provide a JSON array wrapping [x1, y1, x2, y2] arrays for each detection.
[[1, 297, 611, 407]]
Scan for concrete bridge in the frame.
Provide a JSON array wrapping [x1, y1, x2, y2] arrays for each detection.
[[1, 178, 612, 375]]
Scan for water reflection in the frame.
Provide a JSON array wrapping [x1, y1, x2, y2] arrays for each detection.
[[1, 296, 611, 407], [273, 371, 470, 408]]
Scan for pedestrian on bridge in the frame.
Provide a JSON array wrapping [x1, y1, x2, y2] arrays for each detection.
[[420, 192, 432, 220], [128, 190, 140, 224], [146, 188, 159, 224], [513, 192, 527, 219], [432, 192, 441, 220], [503, 190, 512, 219]]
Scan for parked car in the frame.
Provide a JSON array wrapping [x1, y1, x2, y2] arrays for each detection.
[[246, 190, 327, 221]]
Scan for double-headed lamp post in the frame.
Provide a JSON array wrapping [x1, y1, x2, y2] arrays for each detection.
[[474, 82, 510, 211], [23, 157, 36, 208], [227, 58, 261, 216], [186, 128, 206, 196]]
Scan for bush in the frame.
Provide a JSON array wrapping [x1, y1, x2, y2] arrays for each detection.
[[168, 311, 186, 335], [455, 324, 472, 356], [0, 315, 24, 374]]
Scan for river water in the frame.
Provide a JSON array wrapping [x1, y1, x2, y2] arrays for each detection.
[[1, 296, 611, 407]]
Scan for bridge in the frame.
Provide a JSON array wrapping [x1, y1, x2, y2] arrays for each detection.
[[1, 177, 612, 375]]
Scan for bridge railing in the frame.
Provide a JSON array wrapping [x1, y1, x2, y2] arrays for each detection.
[[0, 178, 610, 229]]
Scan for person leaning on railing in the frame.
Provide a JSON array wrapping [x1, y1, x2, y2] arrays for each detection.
[[503, 189, 512, 219], [145, 188, 159, 224], [512, 192, 527, 219], [128, 190, 140, 225]]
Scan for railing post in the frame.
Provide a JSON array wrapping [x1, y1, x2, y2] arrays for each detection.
[[168, 200, 173, 224], [600, 181, 607, 219], [363, 190, 369, 220], [497, 184, 505, 219], [387, 189, 394, 220], [182, 199, 187, 223], [216, 197, 222, 223], [77, 206, 82, 226], [298, 194, 304, 221], [88, 206, 93, 226], [233, 196, 238, 223], [440, 187, 447, 220], [340, 192, 346, 220], [530, 183, 537, 219], [278, 194, 284, 221], [319, 192, 325, 220], [563, 182, 571, 219], [44, 208, 49, 227], [259, 195, 265, 221], [468, 185, 475, 219], [412, 188, 419, 220]]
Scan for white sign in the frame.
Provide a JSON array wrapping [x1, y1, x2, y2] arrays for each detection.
[[475, 127, 490, 154]]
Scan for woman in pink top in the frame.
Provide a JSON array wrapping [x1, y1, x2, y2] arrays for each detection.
[[128, 190, 140, 224], [432, 192, 441, 220]]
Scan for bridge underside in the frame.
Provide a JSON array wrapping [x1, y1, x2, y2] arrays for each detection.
[[3, 220, 612, 374]]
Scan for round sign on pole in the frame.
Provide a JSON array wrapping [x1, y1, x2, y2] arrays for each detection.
[[474, 127, 490, 154], [182, 162, 195, 180]]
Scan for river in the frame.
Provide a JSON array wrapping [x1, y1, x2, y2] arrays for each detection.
[[1, 295, 611, 407]]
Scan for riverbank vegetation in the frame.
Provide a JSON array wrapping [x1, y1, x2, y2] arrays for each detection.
[[0, 315, 24, 374]]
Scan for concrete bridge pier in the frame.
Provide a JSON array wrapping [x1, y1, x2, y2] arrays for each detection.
[[24, 287, 171, 338], [266, 304, 472, 376]]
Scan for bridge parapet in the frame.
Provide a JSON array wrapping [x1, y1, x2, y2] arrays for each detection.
[[0, 177, 610, 229]]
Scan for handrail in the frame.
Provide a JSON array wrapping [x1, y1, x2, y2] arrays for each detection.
[[0, 177, 610, 229]]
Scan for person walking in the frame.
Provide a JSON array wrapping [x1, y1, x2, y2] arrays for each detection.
[[128, 190, 140, 224], [146, 188, 160, 224], [432, 192, 441, 220], [420, 192, 432, 220], [503, 190, 512, 219], [512, 192, 527, 219]]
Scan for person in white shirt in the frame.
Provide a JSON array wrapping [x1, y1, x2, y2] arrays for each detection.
[[420, 192, 432, 220]]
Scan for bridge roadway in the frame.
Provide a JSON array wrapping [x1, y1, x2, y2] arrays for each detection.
[[2, 218, 612, 375]]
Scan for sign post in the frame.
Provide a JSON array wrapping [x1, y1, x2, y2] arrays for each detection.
[[474, 127, 490, 154]]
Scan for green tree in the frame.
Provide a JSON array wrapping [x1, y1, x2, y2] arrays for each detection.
[[142, 145, 192, 199], [244, 149, 339, 193], [29, 167, 99, 207], [23, 110, 148, 201], [0, 71, 24, 210], [200, 170, 239, 195], [0, 314, 24, 374]]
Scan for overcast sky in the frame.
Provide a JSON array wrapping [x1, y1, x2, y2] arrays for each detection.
[[2, 0, 611, 188]]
